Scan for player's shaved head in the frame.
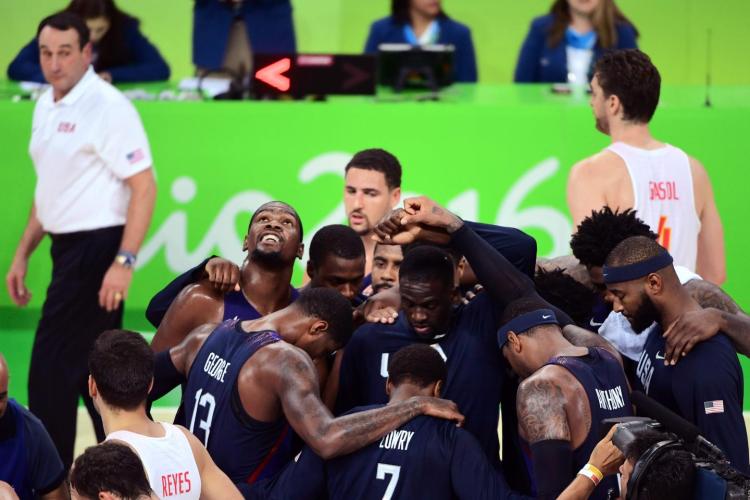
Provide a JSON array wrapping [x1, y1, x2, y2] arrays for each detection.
[[605, 235, 667, 268], [249, 201, 303, 239]]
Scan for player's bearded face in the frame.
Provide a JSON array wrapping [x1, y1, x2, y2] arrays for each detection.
[[590, 75, 610, 135], [625, 290, 659, 333], [400, 278, 455, 339]]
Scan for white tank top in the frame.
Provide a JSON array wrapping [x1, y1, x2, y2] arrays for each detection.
[[107, 423, 202, 500], [607, 142, 701, 271]]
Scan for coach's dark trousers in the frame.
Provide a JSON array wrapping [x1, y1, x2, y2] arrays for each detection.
[[28, 225, 124, 471]]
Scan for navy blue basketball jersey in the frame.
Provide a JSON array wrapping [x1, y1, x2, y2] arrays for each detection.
[[256, 406, 529, 500], [183, 320, 295, 484], [336, 292, 506, 468], [222, 288, 299, 322], [634, 327, 749, 473], [544, 347, 633, 499]]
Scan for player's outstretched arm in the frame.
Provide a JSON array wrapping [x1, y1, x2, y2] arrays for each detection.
[[177, 426, 243, 500], [517, 369, 574, 500], [270, 346, 464, 460]]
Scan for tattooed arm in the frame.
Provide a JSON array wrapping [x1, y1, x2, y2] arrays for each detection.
[[663, 280, 750, 364], [517, 369, 574, 500], [269, 345, 464, 460]]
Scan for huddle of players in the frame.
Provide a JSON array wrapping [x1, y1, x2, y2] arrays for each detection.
[[70, 141, 750, 500]]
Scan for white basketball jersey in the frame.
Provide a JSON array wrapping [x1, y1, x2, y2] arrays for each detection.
[[107, 423, 202, 500], [607, 142, 701, 271]]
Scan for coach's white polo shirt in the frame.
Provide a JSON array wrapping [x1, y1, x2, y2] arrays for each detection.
[[29, 66, 153, 234]]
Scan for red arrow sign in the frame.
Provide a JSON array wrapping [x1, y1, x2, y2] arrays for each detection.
[[255, 58, 291, 92]]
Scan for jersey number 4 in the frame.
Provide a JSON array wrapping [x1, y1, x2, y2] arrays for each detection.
[[188, 388, 216, 446], [376, 463, 401, 500]]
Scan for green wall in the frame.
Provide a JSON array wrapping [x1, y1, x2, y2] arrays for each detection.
[[2, 0, 750, 85]]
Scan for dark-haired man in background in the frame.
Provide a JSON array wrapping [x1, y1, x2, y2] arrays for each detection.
[[5, 12, 156, 469], [150, 288, 463, 495], [257, 344, 528, 500], [567, 49, 725, 284], [604, 236, 748, 472], [343, 148, 403, 276]]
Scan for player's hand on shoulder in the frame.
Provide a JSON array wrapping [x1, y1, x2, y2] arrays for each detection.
[[413, 396, 465, 427], [662, 308, 722, 366], [205, 257, 241, 293]]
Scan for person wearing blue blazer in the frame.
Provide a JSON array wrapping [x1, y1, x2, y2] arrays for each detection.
[[365, 0, 477, 83], [514, 0, 637, 84], [8, 0, 169, 83]]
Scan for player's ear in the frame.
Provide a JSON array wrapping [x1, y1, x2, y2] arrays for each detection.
[[99, 491, 118, 500], [646, 273, 663, 294], [456, 257, 467, 283], [385, 378, 393, 396], [88, 375, 96, 398], [432, 380, 443, 398], [508, 332, 522, 353], [242, 233, 250, 252], [390, 187, 401, 206], [296, 242, 305, 260], [310, 319, 328, 337], [306, 260, 316, 279]]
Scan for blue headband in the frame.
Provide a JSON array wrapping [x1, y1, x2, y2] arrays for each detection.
[[602, 252, 674, 285], [497, 309, 558, 348]]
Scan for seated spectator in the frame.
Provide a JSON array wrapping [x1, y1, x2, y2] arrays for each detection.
[[0, 354, 67, 499], [70, 442, 157, 500], [364, 0, 477, 83], [514, 0, 637, 84], [193, 0, 296, 75], [7, 0, 169, 83]]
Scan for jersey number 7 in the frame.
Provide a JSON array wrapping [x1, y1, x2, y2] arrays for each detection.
[[376, 463, 401, 500]]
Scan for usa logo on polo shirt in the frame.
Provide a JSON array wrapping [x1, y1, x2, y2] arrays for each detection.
[[127, 148, 145, 164]]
